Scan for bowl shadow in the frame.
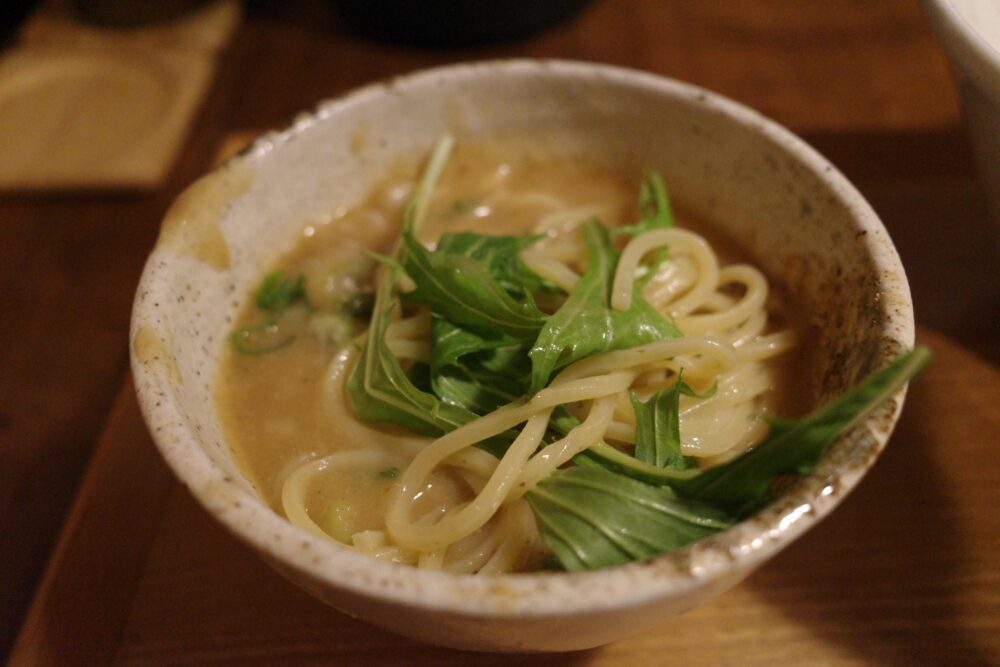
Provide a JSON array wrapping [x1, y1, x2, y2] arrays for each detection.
[[744, 365, 992, 666]]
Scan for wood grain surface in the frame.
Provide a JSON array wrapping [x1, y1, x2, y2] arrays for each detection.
[[2, 0, 998, 662], [10, 328, 1000, 666]]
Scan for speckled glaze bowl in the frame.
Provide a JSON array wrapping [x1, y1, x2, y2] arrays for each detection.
[[131, 60, 914, 652]]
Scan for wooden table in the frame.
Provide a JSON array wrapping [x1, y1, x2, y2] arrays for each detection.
[[3, 1, 999, 663]]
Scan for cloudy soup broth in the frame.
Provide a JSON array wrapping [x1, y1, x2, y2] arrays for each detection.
[[216, 140, 809, 574]]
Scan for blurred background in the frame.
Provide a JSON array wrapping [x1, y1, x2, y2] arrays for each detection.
[[1, 0, 997, 663]]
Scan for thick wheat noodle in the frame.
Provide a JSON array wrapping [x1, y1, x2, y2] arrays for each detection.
[[386, 411, 553, 551], [612, 229, 719, 312], [674, 265, 768, 335], [507, 397, 618, 501], [520, 250, 581, 291], [478, 501, 539, 574], [554, 338, 737, 383], [385, 310, 431, 339], [282, 449, 408, 541], [281, 186, 797, 574]]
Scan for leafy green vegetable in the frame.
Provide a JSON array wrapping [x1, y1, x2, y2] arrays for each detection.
[[613, 171, 675, 285], [401, 230, 547, 341], [430, 317, 529, 413], [401, 231, 551, 413], [435, 232, 549, 297], [345, 136, 483, 436], [366, 250, 405, 273], [230, 271, 310, 355], [631, 375, 710, 470], [346, 275, 480, 436], [377, 466, 400, 479], [526, 465, 733, 571], [670, 346, 932, 514], [577, 443, 703, 483], [528, 220, 681, 391], [614, 171, 674, 237], [339, 138, 931, 574], [256, 272, 307, 312], [530, 347, 930, 570]]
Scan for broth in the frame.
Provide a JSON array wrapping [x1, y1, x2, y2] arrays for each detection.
[[216, 142, 809, 567]]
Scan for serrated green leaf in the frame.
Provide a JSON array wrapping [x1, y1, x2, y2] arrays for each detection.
[[430, 316, 528, 414], [346, 276, 479, 436], [631, 376, 704, 470], [435, 232, 548, 296], [402, 230, 548, 341], [528, 220, 681, 392], [527, 465, 733, 571], [671, 347, 932, 513], [613, 170, 674, 237]]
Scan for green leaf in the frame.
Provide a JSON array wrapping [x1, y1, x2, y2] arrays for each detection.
[[613, 171, 674, 237], [576, 443, 702, 483], [346, 135, 481, 436], [430, 317, 529, 413], [526, 465, 733, 571], [528, 220, 681, 392], [418, 233, 553, 412], [401, 230, 548, 341], [345, 136, 519, 455], [631, 375, 707, 470], [402, 135, 455, 238], [435, 232, 548, 296], [671, 346, 933, 513], [613, 171, 674, 285], [346, 276, 479, 437], [256, 272, 307, 312]]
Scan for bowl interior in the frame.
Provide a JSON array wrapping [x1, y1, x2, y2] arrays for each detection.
[[131, 60, 913, 651]]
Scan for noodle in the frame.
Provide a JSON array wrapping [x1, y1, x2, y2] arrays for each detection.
[[224, 142, 798, 575]]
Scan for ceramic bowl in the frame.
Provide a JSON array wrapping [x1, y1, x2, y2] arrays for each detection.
[[131, 60, 914, 652], [923, 0, 1000, 244]]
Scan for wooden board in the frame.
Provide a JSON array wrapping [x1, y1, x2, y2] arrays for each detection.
[[9, 327, 1000, 666], [0, 0, 239, 190]]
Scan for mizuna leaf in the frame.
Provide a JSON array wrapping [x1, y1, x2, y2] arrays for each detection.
[[526, 465, 733, 571], [255, 271, 307, 312], [401, 230, 548, 341], [430, 317, 529, 414], [528, 220, 680, 392], [346, 275, 479, 436], [346, 135, 481, 436], [671, 347, 932, 513], [631, 376, 707, 470], [613, 171, 674, 237], [434, 232, 548, 296]]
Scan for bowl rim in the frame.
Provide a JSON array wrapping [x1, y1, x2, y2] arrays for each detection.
[[131, 58, 915, 619]]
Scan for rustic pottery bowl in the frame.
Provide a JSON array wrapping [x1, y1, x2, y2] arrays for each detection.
[[922, 0, 1000, 245], [131, 60, 914, 652]]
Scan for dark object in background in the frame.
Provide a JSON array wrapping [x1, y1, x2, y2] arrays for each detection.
[[0, 0, 41, 45], [329, 0, 594, 48], [73, 0, 209, 27]]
